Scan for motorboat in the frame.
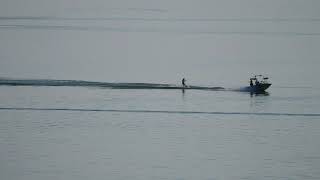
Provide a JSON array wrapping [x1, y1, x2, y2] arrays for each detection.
[[246, 75, 271, 92]]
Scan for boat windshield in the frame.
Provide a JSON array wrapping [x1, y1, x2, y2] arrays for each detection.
[[251, 75, 270, 84]]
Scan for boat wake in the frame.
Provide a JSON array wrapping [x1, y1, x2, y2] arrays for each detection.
[[0, 78, 224, 91], [0, 78, 273, 93], [0, 107, 319, 117]]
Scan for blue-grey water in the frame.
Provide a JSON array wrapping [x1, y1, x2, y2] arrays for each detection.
[[1, 1, 320, 180]]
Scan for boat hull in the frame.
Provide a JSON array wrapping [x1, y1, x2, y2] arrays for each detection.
[[243, 83, 271, 92]]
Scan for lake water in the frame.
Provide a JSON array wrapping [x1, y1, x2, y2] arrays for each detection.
[[1, 1, 320, 179]]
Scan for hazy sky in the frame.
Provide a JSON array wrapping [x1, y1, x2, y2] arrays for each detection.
[[0, 0, 320, 86]]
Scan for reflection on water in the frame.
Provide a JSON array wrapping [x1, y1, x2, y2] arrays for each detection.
[[250, 91, 270, 97], [249, 91, 271, 110]]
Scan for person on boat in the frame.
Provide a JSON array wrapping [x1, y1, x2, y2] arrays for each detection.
[[182, 78, 186, 87], [250, 79, 253, 87], [255, 80, 260, 85]]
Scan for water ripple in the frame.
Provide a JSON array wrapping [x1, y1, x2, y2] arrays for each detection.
[[1, 16, 320, 22], [0, 107, 319, 117], [0, 24, 319, 36]]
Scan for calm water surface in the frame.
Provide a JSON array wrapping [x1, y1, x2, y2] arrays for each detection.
[[1, 1, 320, 179], [1, 86, 320, 180]]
